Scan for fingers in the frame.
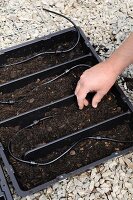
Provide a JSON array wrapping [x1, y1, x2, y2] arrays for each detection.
[[84, 99, 89, 106], [92, 91, 105, 108], [75, 80, 89, 109], [76, 88, 88, 110]]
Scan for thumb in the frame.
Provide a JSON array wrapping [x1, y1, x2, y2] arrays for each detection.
[[92, 91, 105, 108]]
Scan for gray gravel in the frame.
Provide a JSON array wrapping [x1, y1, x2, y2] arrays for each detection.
[[0, 0, 133, 199]]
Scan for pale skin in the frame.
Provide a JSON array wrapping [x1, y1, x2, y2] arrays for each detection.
[[75, 32, 133, 109]]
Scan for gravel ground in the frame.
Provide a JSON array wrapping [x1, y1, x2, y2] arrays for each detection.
[[0, 0, 133, 199]]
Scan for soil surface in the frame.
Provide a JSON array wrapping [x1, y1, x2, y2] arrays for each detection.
[[0, 93, 129, 190], [0, 33, 88, 84]]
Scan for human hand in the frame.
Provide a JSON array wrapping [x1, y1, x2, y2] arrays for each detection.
[[75, 60, 118, 109]]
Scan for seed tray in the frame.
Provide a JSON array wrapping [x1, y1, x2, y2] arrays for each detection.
[[0, 165, 13, 200], [0, 27, 133, 197]]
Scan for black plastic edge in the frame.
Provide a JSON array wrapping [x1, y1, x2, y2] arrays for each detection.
[[0, 165, 13, 200], [79, 27, 101, 62]]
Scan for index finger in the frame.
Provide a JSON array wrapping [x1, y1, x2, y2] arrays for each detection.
[[76, 88, 88, 109]]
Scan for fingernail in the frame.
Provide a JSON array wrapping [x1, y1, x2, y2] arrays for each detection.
[[79, 106, 83, 110], [93, 104, 97, 108]]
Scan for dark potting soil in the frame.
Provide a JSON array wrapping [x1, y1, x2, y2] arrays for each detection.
[[0, 118, 132, 190], [0, 65, 91, 120], [0, 94, 128, 190], [0, 34, 88, 84]]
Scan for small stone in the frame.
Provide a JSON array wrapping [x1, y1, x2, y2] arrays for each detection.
[[124, 82, 128, 90], [70, 150, 76, 156], [111, 192, 116, 198], [74, 179, 82, 187], [96, 187, 102, 193], [108, 195, 113, 200], [14, 125, 20, 131], [26, 197, 32, 200], [130, 93, 133, 98], [36, 78, 40, 83], [113, 184, 119, 193], [117, 194, 123, 199], [124, 158, 133, 169], [76, 187, 85, 196], [102, 171, 112, 177], [95, 182, 100, 187], [117, 106, 121, 112], [33, 192, 40, 197], [89, 180, 95, 192], [29, 98, 35, 103], [100, 179, 105, 184], [125, 182, 132, 188], [47, 187, 53, 194], [115, 147, 120, 151], [100, 182, 110, 188], [121, 189, 127, 195], [47, 126, 52, 132], [10, 70, 17, 79], [89, 193, 95, 200], [108, 96, 112, 100], [39, 194, 47, 200], [94, 174, 101, 183]]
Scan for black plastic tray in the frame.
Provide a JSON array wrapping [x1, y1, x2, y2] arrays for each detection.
[[0, 165, 13, 200], [0, 27, 133, 197]]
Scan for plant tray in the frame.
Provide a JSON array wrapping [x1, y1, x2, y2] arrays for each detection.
[[0, 27, 133, 197]]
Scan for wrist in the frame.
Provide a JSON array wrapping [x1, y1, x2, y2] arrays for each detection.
[[105, 55, 128, 77]]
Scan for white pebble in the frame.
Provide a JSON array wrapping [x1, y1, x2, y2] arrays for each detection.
[[89, 180, 95, 192]]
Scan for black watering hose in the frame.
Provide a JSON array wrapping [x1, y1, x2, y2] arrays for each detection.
[[41, 64, 89, 85], [0, 8, 80, 68]]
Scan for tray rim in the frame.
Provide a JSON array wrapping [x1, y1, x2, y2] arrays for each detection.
[[0, 165, 13, 200]]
